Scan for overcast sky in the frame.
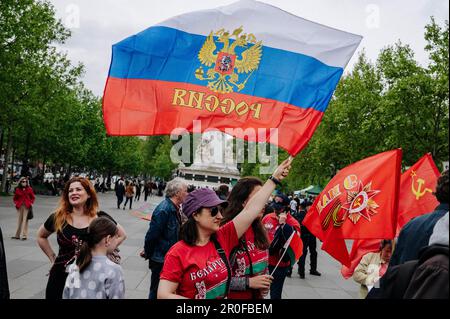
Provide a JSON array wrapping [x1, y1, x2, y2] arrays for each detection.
[[50, 0, 449, 96]]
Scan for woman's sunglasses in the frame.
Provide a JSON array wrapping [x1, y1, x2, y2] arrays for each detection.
[[210, 206, 220, 217]]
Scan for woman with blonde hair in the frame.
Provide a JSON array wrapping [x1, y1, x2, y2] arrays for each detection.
[[12, 177, 35, 240], [37, 177, 127, 299]]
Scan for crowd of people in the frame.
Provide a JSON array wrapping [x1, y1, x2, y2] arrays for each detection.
[[0, 164, 448, 300], [114, 178, 167, 210]]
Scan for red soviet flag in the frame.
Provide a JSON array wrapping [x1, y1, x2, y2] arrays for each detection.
[[340, 239, 380, 279], [397, 153, 440, 233], [340, 153, 440, 278], [303, 149, 402, 267]]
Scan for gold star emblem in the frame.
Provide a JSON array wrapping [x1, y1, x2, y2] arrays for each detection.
[[342, 181, 380, 224]]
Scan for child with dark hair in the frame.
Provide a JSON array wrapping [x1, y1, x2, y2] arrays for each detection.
[[63, 217, 125, 299]]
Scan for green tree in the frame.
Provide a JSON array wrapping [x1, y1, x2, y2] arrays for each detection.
[[0, 0, 77, 191], [148, 137, 177, 180], [282, 18, 448, 191]]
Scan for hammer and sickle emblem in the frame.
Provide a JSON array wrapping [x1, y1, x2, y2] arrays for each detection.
[[411, 176, 432, 200], [353, 197, 362, 208]]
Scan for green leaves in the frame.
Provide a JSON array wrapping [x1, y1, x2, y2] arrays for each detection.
[[0, 1, 146, 183], [281, 19, 449, 191]]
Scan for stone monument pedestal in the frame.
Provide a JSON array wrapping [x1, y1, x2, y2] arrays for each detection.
[[176, 131, 240, 189]]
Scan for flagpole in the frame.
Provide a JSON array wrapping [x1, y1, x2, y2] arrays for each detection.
[[269, 156, 295, 277], [269, 249, 288, 277], [270, 232, 295, 276]]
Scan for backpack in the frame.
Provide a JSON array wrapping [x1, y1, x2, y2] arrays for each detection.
[[371, 244, 448, 299]]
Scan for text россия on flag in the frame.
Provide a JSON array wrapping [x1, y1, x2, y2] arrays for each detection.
[[102, 0, 362, 155]]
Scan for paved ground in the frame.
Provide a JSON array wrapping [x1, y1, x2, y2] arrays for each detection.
[[0, 192, 359, 299]]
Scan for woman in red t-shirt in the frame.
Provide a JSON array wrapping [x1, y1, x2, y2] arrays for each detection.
[[158, 159, 292, 299], [221, 177, 273, 299], [262, 204, 301, 299], [12, 177, 35, 240]]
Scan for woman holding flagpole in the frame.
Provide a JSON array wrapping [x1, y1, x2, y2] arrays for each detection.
[[157, 159, 292, 299], [221, 177, 273, 299], [262, 200, 301, 299]]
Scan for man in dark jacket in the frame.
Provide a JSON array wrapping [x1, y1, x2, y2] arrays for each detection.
[[144, 178, 187, 299], [372, 212, 448, 299], [404, 212, 448, 298], [390, 170, 448, 266], [115, 178, 125, 209], [294, 202, 321, 278]]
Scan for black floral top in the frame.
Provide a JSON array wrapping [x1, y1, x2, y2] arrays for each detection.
[[44, 211, 116, 274]]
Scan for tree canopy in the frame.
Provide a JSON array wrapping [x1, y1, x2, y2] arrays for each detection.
[[1, 1, 447, 192]]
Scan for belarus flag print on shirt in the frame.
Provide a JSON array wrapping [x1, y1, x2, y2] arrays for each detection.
[[160, 221, 238, 299]]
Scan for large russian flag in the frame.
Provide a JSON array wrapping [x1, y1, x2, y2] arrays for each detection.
[[103, 0, 362, 155]]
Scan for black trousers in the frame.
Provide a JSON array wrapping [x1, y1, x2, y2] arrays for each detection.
[[116, 195, 123, 208], [46, 269, 67, 299], [298, 235, 318, 274], [124, 196, 133, 209], [149, 262, 164, 299]]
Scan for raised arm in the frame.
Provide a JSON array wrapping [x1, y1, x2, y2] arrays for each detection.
[[233, 158, 292, 239]]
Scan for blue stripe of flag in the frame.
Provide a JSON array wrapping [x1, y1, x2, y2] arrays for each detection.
[[109, 26, 343, 112]]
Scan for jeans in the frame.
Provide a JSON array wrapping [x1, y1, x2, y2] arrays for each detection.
[[268, 265, 289, 299], [149, 262, 164, 299]]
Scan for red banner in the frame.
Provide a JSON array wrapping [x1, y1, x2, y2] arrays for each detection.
[[340, 153, 440, 277], [397, 153, 440, 233], [303, 149, 402, 266]]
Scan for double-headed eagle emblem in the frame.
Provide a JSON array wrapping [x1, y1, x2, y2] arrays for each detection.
[[195, 26, 262, 93]]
